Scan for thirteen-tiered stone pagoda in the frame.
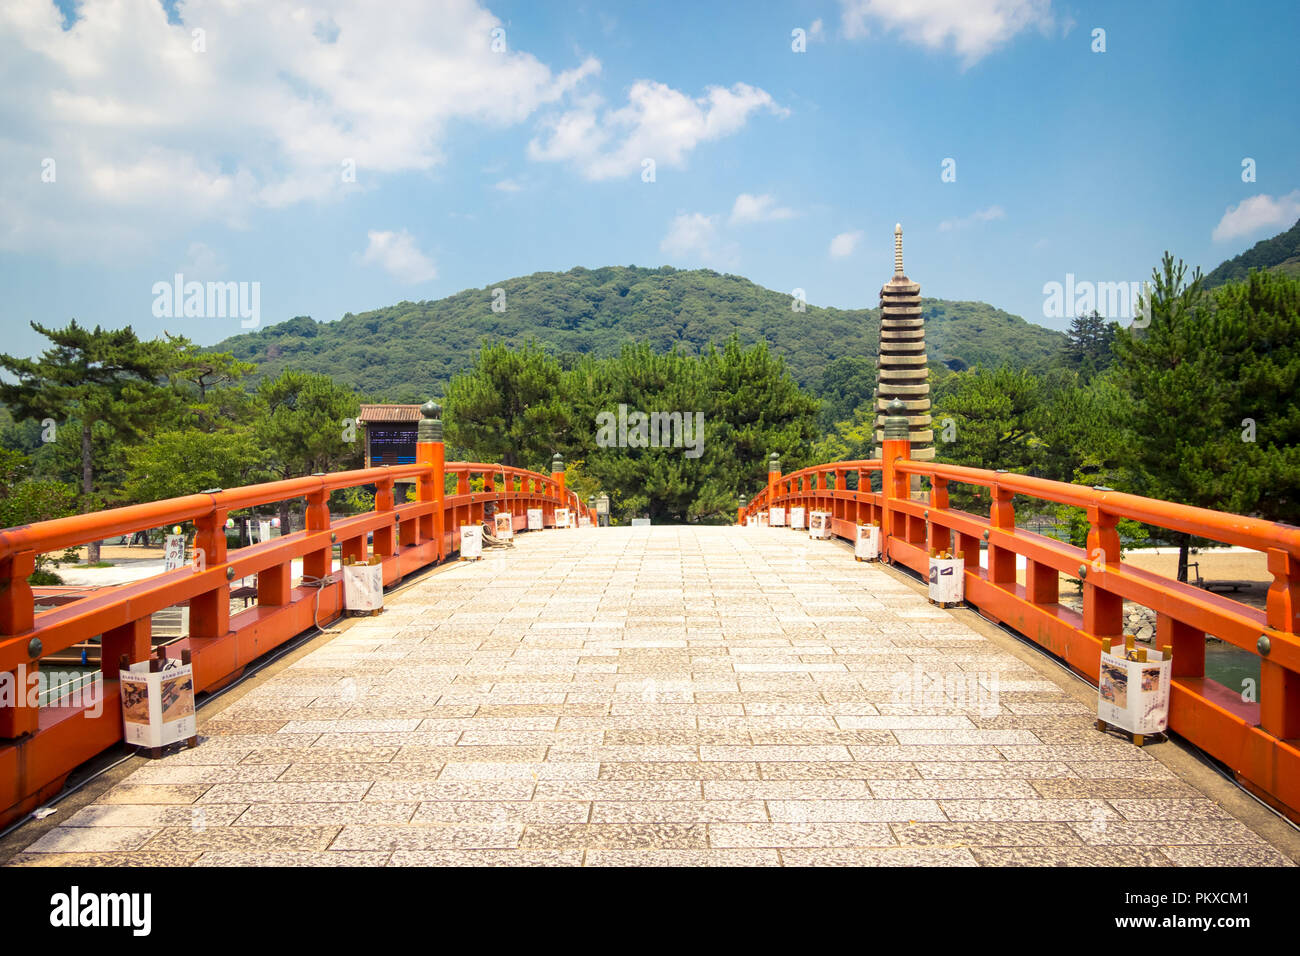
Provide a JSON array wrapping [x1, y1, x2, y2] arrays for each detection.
[[873, 223, 934, 463]]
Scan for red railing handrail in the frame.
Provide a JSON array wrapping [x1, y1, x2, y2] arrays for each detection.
[[0, 461, 576, 561], [897, 461, 1300, 557], [748, 458, 1300, 559]]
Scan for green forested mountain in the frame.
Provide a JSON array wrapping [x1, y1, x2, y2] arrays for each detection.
[[1204, 217, 1300, 287], [212, 266, 1064, 402]]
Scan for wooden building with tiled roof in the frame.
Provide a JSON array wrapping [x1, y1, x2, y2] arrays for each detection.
[[357, 404, 422, 468]]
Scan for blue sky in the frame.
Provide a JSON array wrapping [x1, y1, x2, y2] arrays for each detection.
[[1, 0, 1298, 360]]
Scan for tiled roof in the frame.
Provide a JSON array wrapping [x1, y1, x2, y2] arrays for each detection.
[[358, 404, 422, 423]]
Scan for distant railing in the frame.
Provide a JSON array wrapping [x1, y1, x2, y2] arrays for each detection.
[[741, 427, 1300, 820], [0, 403, 595, 826]]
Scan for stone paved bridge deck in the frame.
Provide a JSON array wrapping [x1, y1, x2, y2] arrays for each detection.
[[6, 527, 1297, 866]]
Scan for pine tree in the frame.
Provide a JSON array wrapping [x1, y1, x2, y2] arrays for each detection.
[[443, 341, 574, 469], [1112, 256, 1300, 580], [0, 321, 179, 562], [1062, 310, 1118, 377], [254, 370, 363, 530]]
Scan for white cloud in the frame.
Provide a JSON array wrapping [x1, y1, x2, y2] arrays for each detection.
[[829, 230, 863, 258], [659, 212, 738, 268], [729, 193, 796, 225], [529, 81, 787, 180], [661, 213, 719, 258], [809, 19, 826, 41], [178, 241, 226, 277], [1212, 191, 1300, 242], [0, 0, 600, 258], [838, 0, 1054, 65], [938, 205, 1005, 231], [494, 178, 524, 192], [360, 229, 437, 283]]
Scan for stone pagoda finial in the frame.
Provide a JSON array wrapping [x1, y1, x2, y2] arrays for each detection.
[[893, 223, 904, 278]]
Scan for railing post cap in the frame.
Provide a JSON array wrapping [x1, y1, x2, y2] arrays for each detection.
[[882, 400, 909, 440], [419, 399, 444, 443]]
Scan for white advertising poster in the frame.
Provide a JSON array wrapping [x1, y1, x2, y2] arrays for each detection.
[[163, 535, 186, 571], [555, 508, 570, 529], [927, 558, 964, 603], [769, 507, 786, 527], [1099, 646, 1172, 735], [121, 661, 197, 748], [809, 511, 831, 539], [259, 520, 272, 543], [494, 512, 514, 540], [342, 563, 383, 611], [460, 524, 483, 559], [855, 524, 881, 560], [527, 508, 543, 531], [789, 506, 806, 530]]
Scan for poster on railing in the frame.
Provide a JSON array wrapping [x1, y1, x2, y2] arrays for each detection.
[[809, 511, 831, 539], [163, 535, 186, 571], [1098, 646, 1172, 735], [555, 507, 570, 528], [855, 524, 881, 560], [342, 561, 383, 611], [121, 660, 197, 749], [769, 507, 785, 527], [460, 524, 483, 559], [928, 557, 964, 603], [527, 508, 543, 531], [494, 511, 514, 540], [789, 506, 806, 530]]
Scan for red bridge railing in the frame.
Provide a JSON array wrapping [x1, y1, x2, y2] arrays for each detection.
[[0, 415, 595, 826], [740, 431, 1300, 820]]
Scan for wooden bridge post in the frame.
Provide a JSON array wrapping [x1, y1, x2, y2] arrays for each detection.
[[189, 504, 229, 642], [303, 483, 331, 582], [767, 453, 781, 518], [987, 482, 1017, 586], [551, 454, 565, 526], [0, 550, 38, 737], [1262, 548, 1300, 740], [737, 495, 747, 526], [929, 477, 951, 554], [881, 400, 912, 560], [372, 476, 396, 560], [416, 401, 444, 559], [1083, 505, 1123, 642]]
